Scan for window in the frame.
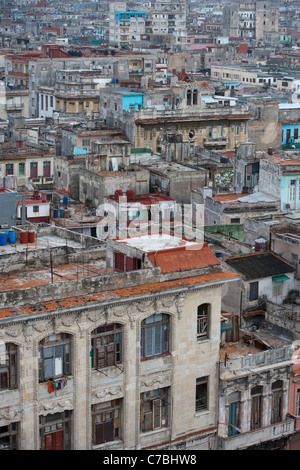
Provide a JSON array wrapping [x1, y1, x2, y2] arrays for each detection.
[[82, 139, 90, 147], [0, 422, 19, 450], [5, 164, 13, 176], [271, 380, 283, 424], [141, 314, 169, 359], [197, 303, 210, 340], [19, 163, 25, 175], [297, 389, 300, 416], [234, 126, 240, 136], [193, 89, 198, 105], [195, 376, 208, 412], [249, 281, 258, 301], [187, 89, 191, 106], [38, 334, 71, 382], [92, 400, 121, 445], [33, 205, 39, 213], [250, 385, 263, 430], [228, 391, 241, 436], [0, 343, 18, 390], [140, 387, 170, 432], [91, 324, 122, 369]]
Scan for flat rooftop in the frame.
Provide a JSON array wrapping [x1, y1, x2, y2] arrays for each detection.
[[115, 234, 197, 253], [0, 259, 111, 293]]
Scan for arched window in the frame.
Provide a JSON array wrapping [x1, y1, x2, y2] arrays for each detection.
[[251, 385, 263, 430], [91, 323, 122, 369], [38, 333, 71, 382], [141, 314, 170, 358], [187, 89, 192, 106], [271, 380, 283, 424], [197, 304, 210, 340], [0, 342, 18, 390], [193, 89, 198, 105]]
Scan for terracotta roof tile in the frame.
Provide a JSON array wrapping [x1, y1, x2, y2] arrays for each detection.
[[0, 270, 239, 320], [147, 242, 220, 273]]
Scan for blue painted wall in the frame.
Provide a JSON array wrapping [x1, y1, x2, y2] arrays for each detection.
[[122, 94, 144, 112], [281, 174, 300, 210], [282, 123, 300, 147]]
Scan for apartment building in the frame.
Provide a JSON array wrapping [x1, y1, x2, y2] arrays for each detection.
[[0, 228, 239, 449], [223, 1, 279, 41], [99, 82, 252, 152], [211, 65, 277, 87], [0, 146, 54, 191]]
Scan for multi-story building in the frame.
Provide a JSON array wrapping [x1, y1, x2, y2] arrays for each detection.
[[109, 2, 147, 47], [0, 228, 240, 449], [223, 1, 279, 41], [99, 82, 253, 153], [0, 146, 54, 191], [218, 327, 294, 450]]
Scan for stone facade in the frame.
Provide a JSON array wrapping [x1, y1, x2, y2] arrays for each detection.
[[0, 247, 238, 449]]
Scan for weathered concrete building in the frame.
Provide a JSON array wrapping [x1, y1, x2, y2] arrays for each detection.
[[0, 229, 240, 449]]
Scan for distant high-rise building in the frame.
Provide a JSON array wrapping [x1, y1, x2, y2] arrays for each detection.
[[223, 1, 279, 41]]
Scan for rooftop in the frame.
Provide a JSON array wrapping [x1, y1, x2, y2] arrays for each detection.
[[224, 251, 295, 280], [0, 269, 239, 320]]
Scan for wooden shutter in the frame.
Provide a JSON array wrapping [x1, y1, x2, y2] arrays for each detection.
[[126, 256, 136, 271], [106, 343, 115, 367], [44, 431, 64, 450], [0, 371, 8, 389], [154, 324, 162, 355], [114, 252, 125, 272], [95, 421, 114, 444], [96, 346, 106, 369], [153, 398, 161, 429], [145, 326, 154, 357]]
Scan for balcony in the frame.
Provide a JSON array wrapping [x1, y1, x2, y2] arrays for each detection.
[[218, 418, 295, 450], [203, 137, 228, 147], [6, 103, 24, 111]]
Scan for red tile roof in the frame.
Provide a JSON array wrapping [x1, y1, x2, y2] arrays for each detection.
[[147, 242, 220, 273]]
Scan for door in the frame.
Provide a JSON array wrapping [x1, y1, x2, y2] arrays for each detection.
[[30, 162, 38, 179], [44, 430, 63, 450], [289, 180, 296, 209], [228, 402, 240, 436]]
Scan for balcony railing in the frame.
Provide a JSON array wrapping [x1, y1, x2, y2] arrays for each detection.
[[203, 137, 228, 146], [218, 418, 295, 450]]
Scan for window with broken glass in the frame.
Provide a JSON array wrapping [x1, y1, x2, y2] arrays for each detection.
[[140, 388, 170, 432], [91, 324, 122, 370], [0, 422, 19, 450], [38, 334, 71, 382], [197, 303, 210, 340], [195, 376, 209, 412], [92, 399, 121, 445], [0, 343, 18, 390], [141, 314, 169, 359]]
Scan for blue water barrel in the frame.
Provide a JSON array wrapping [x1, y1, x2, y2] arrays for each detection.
[[60, 209, 65, 218], [8, 230, 15, 244], [63, 196, 68, 206], [53, 209, 58, 218], [0, 232, 7, 245]]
